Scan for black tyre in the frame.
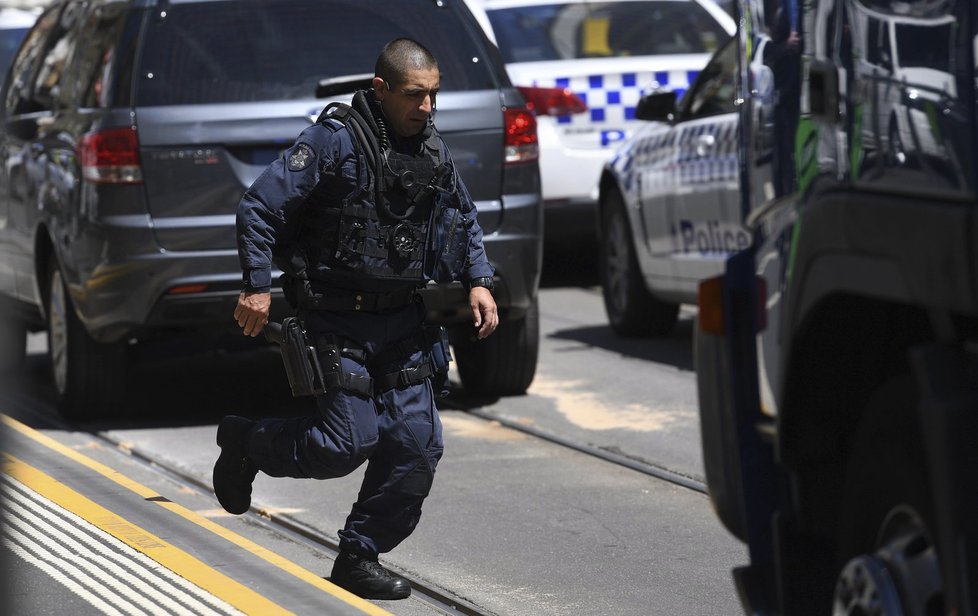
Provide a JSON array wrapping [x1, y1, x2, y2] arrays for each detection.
[[453, 296, 539, 396], [599, 191, 678, 337], [0, 309, 26, 373], [46, 262, 127, 419], [833, 377, 944, 615]]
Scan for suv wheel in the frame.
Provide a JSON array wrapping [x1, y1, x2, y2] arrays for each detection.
[[600, 191, 678, 336], [46, 262, 127, 419], [453, 296, 539, 396], [0, 312, 26, 373]]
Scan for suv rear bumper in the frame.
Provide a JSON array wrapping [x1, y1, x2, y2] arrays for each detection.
[[72, 222, 541, 343], [70, 249, 255, 342]]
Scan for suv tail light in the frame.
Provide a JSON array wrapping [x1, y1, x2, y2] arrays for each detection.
[[503, 106, 539, 165], [516, 86, 588, 117], [79, 127, 143, 184]]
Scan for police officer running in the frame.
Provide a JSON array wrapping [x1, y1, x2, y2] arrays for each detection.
[[213, 38, 498, 600]]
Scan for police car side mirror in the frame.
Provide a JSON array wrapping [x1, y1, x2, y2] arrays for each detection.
[[635, 91, 677, 122]]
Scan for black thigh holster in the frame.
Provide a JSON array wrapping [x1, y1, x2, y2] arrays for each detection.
[[276, 317, 373, 397]]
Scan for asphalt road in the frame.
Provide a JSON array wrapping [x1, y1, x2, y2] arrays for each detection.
[[2, 258, 748, 616]]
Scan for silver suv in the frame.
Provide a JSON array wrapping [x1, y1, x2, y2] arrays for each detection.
[[0, 0, 543, 418]]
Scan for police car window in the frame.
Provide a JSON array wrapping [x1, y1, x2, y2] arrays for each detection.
[[487, 1, 727, 63], [135, 0, 496, 107], [684, 36, 736, 118]]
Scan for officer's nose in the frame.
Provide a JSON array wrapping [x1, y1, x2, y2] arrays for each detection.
[[420, 93, 434, 114]]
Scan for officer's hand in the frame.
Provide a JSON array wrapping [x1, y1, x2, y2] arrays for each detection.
[[234, 291, 272, 337], [469, 287, 498, 340]]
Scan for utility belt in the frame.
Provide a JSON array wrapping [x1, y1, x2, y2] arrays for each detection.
[[265, 317, 451, 398], [295, 283, 419, 313]]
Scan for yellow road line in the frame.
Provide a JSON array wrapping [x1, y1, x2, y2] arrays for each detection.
[[3, 454, 289, 616], [1, 415, 391, 616]]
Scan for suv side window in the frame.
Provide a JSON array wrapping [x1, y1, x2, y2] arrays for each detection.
[[683, 37, 736, 119], [69, 2, 128, 108], [4, 6, 60, 115], [32, 2, 87, 111]]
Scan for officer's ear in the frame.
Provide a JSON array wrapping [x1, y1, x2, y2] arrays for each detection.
[[372, 77, 388, 101]]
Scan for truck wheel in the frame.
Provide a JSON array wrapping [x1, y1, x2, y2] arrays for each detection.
[[46, 262, 127, 419], [453, 296, 539, 396], [833, 377, 943, 615], [599, 192, 678, 337]]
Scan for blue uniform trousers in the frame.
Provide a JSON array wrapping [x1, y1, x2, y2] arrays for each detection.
[[246, 302, 444, 556]]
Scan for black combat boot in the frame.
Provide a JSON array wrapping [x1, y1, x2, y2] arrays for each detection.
[[212, 415, 258, 515], [329, 550, 412, 600]]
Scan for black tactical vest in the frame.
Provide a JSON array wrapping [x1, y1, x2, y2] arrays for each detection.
[[331, 132, 443, 280], [280, 91, 467, 291]]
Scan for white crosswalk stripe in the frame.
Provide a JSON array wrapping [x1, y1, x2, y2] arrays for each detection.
[[1, 475, 242, 616]]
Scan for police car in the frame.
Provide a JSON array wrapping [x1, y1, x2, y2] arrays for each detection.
[[597, 32, 770, 336], [473, 0, 735, 243]]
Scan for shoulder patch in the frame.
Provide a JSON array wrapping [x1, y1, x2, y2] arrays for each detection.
[[287, 144, 315, 171]]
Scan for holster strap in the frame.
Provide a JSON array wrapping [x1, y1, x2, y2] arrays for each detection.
[[313, 335, 373, 396], [325, 371, 374, 397], [374, 360, 436, 393]]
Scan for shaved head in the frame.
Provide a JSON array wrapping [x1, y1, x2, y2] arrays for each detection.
[[375, 38, 438, 88]]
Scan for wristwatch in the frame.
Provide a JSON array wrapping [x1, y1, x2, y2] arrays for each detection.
[[467, 276, 494, 291]]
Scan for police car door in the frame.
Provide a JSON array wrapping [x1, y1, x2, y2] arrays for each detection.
[[667, 37, 748, 286]]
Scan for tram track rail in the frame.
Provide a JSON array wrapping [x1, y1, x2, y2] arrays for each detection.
[[455, 405, 707, 495]]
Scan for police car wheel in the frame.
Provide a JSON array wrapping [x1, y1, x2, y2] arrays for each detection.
[[45, 261, 127, 419], [834, 377, 943, 615], [599, 192, 678, 337]]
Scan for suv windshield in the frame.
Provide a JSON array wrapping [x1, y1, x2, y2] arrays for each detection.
[[486, 1, 727, 63], [136, 0, 497, 106]]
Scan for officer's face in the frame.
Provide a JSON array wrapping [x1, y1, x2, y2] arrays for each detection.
[[373, 68, 440, 138]]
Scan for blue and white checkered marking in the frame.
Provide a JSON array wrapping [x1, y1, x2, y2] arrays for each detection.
[[532, 70, 699, 147], [618, 116, 739, 194]]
